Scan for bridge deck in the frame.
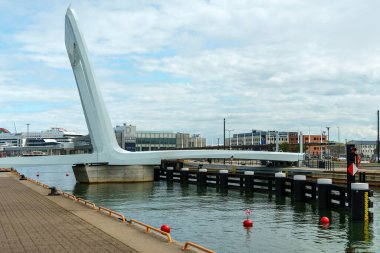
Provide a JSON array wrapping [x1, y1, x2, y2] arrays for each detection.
[[0, 173, 183, 253]]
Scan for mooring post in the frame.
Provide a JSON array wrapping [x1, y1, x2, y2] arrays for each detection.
[[48, 186, 60, 196], [154, 166, 161, 181], [219, 170, 229, 189], [275, 172, 286, 196], [317, 178, 332, 209], [244, 171, 254, 192], [351, 183, 372, 221], [293, 175, 306, 201], [166, 167, 174, 182], [346, 144, 356, 207], [359, 172, 366, 183], [197, 168, 207, 187], [180, 167, 189, 184]]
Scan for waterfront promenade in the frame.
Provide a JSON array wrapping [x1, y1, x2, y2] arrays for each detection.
[[0, 172, 184, 253]]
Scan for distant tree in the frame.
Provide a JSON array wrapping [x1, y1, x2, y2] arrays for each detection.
[[279, 142, 290, 152]]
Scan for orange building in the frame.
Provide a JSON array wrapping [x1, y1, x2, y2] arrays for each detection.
[[288, 132, 299, 144], [303, 135, 327, 158]]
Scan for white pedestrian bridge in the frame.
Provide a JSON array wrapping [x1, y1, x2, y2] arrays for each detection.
[[0, 7, 303, 183]]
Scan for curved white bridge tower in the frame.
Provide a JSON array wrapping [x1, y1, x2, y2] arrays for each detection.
[[0, 7, 304, 183]]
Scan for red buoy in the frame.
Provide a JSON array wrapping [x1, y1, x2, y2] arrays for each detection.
[[243, 219, 253, 228], [320, 216, 330, 224], [161, 224, 170, 233]]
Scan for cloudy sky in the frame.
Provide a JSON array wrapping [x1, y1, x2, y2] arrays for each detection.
[[1, 0, 380, 144]]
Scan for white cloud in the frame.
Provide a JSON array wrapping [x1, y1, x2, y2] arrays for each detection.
[[1, 0, 380, 143]]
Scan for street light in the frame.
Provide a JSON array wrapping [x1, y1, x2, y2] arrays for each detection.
[[337, 126, 341, 156], [320, 130, 326, 160], [326, 126, 330, 158], [26, 123, 30, 147], [226, 129, 235, 150]]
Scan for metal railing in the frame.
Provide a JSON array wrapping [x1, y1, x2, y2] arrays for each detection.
[[98, 206, 126, 222], [76, 198, 97, 209], [182, 241, 216, 253], [27, 178, 50, 189], [128, 218, 173, 243], [61, 192, 77, 201], [13, 168, 214, 252], [304, 159, 335, 170]]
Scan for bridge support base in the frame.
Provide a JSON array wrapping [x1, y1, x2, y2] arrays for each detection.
[[73, 164, 154, 183]]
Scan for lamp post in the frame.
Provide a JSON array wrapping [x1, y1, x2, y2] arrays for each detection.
[[337, 126, 341, 156], [259, 131, 262, 151], [326, 126, 330, 158], [377, 110, 379, 163], [226, 129, 235, 150], [223, 118, 226, 150], [26, 123, 30, 147], [320, 130, 325, 160]]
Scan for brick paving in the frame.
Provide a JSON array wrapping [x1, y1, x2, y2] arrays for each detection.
[[0, 175, 137, 253]]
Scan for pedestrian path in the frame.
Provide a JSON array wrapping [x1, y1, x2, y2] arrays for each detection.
[[0, 173, 184, 253]]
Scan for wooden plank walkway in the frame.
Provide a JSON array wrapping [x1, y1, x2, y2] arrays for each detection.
[[0, 173, 137, 252], [0, 173, 185, 253]]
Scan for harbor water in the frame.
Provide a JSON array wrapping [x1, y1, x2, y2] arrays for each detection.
[[16, 165, 380, 253]]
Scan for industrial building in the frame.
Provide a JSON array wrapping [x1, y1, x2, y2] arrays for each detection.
[[114, 123, 206, 151]]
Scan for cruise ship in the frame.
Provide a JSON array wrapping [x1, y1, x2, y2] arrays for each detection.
[[0, 127, 89, 157]]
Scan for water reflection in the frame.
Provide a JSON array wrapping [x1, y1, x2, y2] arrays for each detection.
[[196, 187, 208, 196], [15, 165, 380, 253], [73, 181, 154, 202], [274, 196, 286, 212], [346, 221, 373, 252], [216, 188, 229, 196]]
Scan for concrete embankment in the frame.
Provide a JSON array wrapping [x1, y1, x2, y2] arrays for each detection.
[[0, 172, 188, 253]]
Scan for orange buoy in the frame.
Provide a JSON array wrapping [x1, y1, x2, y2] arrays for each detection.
[[243, 219, 253, 228], [320, 216, 330, 224], [161, 224, 170, 233]]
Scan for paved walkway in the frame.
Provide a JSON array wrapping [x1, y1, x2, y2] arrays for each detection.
[[0, 173, 185, 253]]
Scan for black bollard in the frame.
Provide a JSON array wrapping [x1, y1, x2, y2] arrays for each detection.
[[275, 172, 286, 196], [293, 175, 306, 202], [359, 172, 366, 183], [317, 178, 332, 209], [244, 171, 254, 192], [166, 167, 174, 182], [48, 186, 60, 196], [180, 168, 189, 184], [197, 168, 208, 187], [154, 166, 161, 181], [219, 170, 229, 189], [351, 183, 371, 221], [19, 174, 27, 180]]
